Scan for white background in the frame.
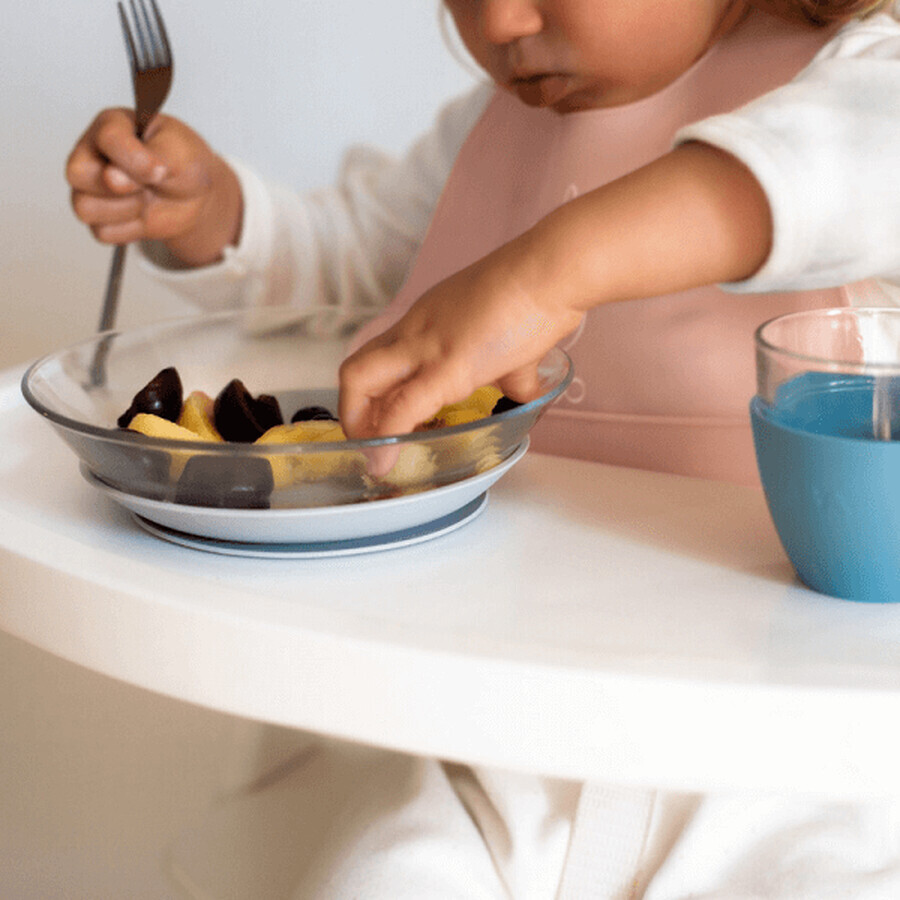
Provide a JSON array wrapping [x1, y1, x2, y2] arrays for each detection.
[[0, 1, 474, 895]]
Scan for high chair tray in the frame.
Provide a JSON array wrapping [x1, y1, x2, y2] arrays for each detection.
[[2, 364, 900, 797]]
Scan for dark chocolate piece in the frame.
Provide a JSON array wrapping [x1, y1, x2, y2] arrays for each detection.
[[117, 367, 183, 428], [174, 455, 274, 509], [213, 379, 284, 442], [255, 394, 285, 431], [491, 396, 522, 415], [290, 405, 337, 422]]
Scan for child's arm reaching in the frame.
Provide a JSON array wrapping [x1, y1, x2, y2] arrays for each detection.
[[338, 141, 771, 439], [66, 109, 243, 268], [340, 11, 900, 439]]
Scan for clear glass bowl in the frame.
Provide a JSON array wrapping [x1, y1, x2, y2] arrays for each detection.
[[22, 309, 573, 511]]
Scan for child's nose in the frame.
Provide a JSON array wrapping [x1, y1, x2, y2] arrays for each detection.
[[480, 0, 543, 45]]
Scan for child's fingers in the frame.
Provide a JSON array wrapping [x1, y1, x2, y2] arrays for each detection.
[[72, 189, 147, 244], [103, 165, 141, 193], [90, 109, 169, 186], [66, 111, 167, 194], [497, 361, 545, 405], [357, 443, 402, 480], [341, 359, 459, 477], [92, 219, 145, 245], [371, 364, 466, 440], [65, 144, 109, 194], [147, 157, 212, 201], [66, 150, 141, 197], [338, 341, 418, 438], [143, 127, 213, 199], [71, 192, 143, 229]]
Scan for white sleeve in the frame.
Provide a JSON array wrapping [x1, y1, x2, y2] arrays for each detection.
[[138, 82, 492, 329], [674, 12, 900, 294]]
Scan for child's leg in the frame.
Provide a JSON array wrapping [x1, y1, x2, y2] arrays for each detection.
[[561, 787, 900, 899], [287, 745, 507, 899], [299, 754, 580, 900], [167, 736, 580, 900], [442, 763, 581, 899], [652, 792, 900, 899]]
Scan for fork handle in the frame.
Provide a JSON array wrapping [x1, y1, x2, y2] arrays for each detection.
[[98, 243, 128, 332], [87, 244, 128, 386]]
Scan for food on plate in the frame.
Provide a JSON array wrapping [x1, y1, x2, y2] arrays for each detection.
[[368, 443, 437, 495], [421, 386, 504, 428], [126, 412, 208, 481], [118, 368, 515, 505], [258, 420, 348, 444], [255, 420, 367, 486], [117, 366, 182, 427], [174, 455, 274, 509], [213, 379, 283, 442], [177, 391, 223, 442], [491, 395, 522, 415], [421, 386, 505, 474], [127, 412, 206, 443], [291, 405, 338, 422]]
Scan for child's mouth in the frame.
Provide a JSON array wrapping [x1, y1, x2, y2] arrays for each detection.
[[509, 73, 572, 109]]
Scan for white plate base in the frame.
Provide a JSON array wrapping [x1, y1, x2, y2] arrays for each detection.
[[132, 492, 488, 558]]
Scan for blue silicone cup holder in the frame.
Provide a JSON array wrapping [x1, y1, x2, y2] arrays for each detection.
[[751, 378, 900, 602]]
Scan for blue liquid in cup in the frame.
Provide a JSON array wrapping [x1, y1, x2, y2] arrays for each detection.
[[751, 372, 900, 602]]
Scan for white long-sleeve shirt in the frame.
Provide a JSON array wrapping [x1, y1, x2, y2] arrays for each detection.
[[143, 11, 900, 320]]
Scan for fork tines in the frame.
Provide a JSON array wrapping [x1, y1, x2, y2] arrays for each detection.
[[118, 0, 172, 72]]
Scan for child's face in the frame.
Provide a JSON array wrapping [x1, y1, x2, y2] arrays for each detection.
[[445, 0, 752, 112]]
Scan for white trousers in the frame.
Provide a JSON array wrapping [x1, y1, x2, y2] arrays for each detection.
[[167, 735, 900, 900]]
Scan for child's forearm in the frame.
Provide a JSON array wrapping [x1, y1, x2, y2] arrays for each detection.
[[521, 141, 773, 315]]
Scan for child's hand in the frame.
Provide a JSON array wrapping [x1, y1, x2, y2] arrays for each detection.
[[339, 143, 775, 441], [338, 234, 584, 440], [66, 108, 242, 267]]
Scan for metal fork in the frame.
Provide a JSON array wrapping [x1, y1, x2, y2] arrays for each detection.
[[89, 0, 173, 386]]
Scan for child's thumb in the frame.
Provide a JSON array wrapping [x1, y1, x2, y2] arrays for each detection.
[[497, 363, 544, 405]]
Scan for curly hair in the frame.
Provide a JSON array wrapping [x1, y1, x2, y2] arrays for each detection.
[[762, 0, 891, 25]]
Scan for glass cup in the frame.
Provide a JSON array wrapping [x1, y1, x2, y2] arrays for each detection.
[[751, 307, 900, 602]]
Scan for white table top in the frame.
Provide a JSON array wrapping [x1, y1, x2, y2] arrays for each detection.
[[3, 365, 900, 799]]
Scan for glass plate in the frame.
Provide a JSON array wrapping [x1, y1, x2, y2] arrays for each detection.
[[81, 440, 526, 543]]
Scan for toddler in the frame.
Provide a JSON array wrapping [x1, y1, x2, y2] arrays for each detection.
[[67, 0, 900, 896]]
